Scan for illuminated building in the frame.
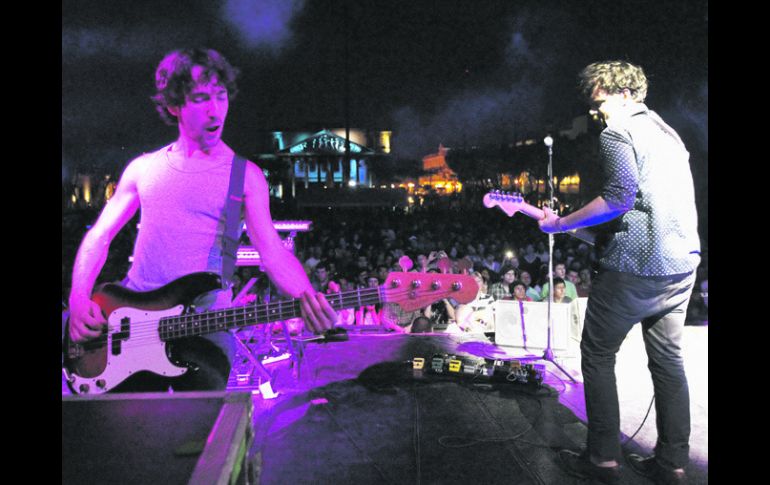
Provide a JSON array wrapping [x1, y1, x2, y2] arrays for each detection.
[[417, 144, 462, 194], [252, 128, 392, 199]]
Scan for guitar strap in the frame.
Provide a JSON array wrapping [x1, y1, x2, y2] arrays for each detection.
[[219, 154, 247, 289]]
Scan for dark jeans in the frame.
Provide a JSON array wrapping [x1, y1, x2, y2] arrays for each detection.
[[580, 269, 695, 469]]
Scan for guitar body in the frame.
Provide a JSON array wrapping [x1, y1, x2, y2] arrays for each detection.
[[63, 272, 223, 395]]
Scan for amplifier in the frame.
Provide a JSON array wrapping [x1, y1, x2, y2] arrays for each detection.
[[62, 391, 257, 485]]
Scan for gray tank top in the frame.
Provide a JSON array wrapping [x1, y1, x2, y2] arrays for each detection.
[[125, 144, 234, 299]]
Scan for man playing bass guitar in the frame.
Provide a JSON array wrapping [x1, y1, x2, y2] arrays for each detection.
[[66, 48, 338, 393]]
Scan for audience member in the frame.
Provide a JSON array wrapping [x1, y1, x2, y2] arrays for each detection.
[[519, 243, 541, 277], [410, 316, 433, 334], [577, 268, 593, 297], [482, 252, 502, 273], [548, 277, 573, 304], [424, 298, 456, 330], [489, 264, 517, 300], [311, 261, 333, 293], [567, 268, 581, 287], [519, 270, 542, 301], [510, 280, 533, 302], [454, 271, 495, 333], [540, 262, 579, 301], [303, 245, 323, 273], [355, 273, 382, 326]]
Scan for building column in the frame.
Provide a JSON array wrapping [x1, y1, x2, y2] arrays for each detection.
[[290, 158, 296, 198], [341, 156, 349, 186]]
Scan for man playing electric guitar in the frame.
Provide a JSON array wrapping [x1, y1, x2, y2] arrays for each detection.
[[66, 48, 338, 393], [542, 61, 700, 485]]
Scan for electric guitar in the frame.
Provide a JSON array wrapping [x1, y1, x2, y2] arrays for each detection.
[[62, 271, 478, 394], [482, 190, 596, 246]]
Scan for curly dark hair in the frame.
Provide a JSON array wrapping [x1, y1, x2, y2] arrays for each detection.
[[511, 280, 526, 291], [151, 48, 240, 126], [578, 60, 648, 103]]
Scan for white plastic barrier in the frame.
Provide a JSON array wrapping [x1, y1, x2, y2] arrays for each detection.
[[493, 298, 589, 354], [570, 297, 589, 342]]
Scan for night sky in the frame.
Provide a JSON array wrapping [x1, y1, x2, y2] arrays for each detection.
[[62, 0, 708, 176]]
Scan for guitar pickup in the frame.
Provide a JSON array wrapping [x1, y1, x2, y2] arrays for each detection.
[[111, 317, 131, 356]]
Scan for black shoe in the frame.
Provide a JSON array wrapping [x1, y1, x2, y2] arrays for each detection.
[[626, 454, 687, 484], [558, 449, 620, 484]]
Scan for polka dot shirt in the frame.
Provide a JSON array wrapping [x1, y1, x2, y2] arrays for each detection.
[[596, 104, 701, 276]]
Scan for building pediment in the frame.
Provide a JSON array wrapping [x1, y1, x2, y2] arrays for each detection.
[[278, 130, 375, 156]]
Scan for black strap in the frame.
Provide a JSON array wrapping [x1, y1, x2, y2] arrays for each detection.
[[221, 154, 247, 288]]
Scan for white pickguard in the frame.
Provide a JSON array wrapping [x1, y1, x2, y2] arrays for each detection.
[[66, 305, 188, 394]]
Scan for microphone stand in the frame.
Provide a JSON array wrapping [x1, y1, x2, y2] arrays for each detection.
[[539, 135, 577, 383]]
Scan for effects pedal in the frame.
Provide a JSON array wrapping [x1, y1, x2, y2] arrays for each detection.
[[409, 354, 544, 387], [492, 359, 546, 386]]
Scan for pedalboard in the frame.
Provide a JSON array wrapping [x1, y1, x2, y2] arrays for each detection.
[[410, 353, 545, 387]]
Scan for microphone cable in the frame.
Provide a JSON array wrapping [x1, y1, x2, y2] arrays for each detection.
[[622, 394, 655, 446]]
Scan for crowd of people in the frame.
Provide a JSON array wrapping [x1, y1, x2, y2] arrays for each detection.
[[63, 198, 709, 333]]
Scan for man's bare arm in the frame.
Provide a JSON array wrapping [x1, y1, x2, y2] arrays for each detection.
[[242, 162, 336, 333], [68, 160, 143, 342]]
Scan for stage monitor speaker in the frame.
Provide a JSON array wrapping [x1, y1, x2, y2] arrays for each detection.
[[62, 391, 257, 485], [493, 300, 572, 353]]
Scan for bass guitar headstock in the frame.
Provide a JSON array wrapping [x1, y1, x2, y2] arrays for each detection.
[[382, 272, 478, 312]]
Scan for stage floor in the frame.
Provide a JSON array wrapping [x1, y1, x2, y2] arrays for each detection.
[[61, 324, 708, 484], [240, 325, 709, 484]]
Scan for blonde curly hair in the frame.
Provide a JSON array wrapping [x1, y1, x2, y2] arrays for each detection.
[[578, 60, 648, 103]]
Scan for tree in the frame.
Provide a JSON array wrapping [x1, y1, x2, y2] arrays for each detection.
[[377, 156, 423, 184], [445, 145, 515, 188]]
